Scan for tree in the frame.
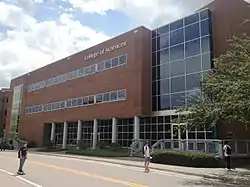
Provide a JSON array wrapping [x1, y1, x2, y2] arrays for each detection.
[[177, 34, 250, 130]]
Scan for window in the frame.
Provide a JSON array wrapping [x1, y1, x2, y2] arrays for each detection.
[[89, 65, 96, 74], [96, 94, 102, 103], [103, 93, 110, 102], [89, 96, 94, 104], [72, 98, 77, 107], [201, 36, 211, 53], [84, 67, 90, 75], [202, 53, 212, 70], [66, 99, 72, 108], [152, 30, 157, 38], [170, 19, 183, 31], [43, 104, 48, 111], [171, 92, 186, 109], [186, 73, 201, 90], [105, 60, 112, 69], [158, 33, 169, 49], [159, 63, 170, 79], [111, 57, 119, 67], [185, 55, 202, 74], [170, 29, 184, 46], [159, 79, 169, 95], [157, 24, 169, 35], [118, 90, 126, 100], [171, 76, 185, 93], [159, 95, 170, 110], [38, 105, 43, 112], [77, 98, 83, 106], [184, 13, 199, 26], [48, 104, 52, 111], [119, 54, 127, 65], [69, 70, 78, 80], [185, 39, 200, 57], [200, 9, 209, 20], [158, 48, 169, 64], [78, 68, 84, 76], [152, 38, 156, 52], [83, 97, 89, 105], [97, 62, 105, 71], [201, 19, 210, 36], [170, 60, 185, 77], [60, 101, 65, 109], [170, 44, 184, 61], [185, 23, 200, 42], [111, 91, 118, 101]]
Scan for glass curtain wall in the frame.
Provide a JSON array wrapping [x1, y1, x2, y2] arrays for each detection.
[[55, 123, 64, 145], [98, 119, 112, 144], [81, 121, 93, 147], [117, 118, 134, 147], [67, 122, 78, 145], [152, 9, 213, 111], [9, 85, 23, 138]]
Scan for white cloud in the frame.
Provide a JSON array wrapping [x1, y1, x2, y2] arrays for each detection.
[[0, 2, 110, 88], [68, 0, 215, 28]]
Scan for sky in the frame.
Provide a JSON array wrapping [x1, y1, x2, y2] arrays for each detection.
[[0, 0, 249, 88]]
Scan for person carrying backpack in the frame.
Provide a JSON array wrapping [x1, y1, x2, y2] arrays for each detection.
[[223, 140, 232, 170], [17, 142, 28, 175]]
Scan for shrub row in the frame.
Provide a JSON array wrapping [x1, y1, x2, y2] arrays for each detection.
[[151, 150, 223, 168], [66, 149, 129, 157]]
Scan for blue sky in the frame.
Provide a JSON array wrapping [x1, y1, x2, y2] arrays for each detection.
[[0, 0, 249, 88]]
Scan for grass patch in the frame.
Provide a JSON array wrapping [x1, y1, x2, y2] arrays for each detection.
[[36, 148, 66, 152], [66, 149, 129, 157]]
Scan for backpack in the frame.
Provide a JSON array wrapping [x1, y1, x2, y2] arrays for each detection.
[[226, 146, 232, 155]]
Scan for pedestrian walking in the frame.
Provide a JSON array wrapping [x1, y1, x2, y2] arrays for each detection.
[[223, 140, 232, 171], [143, 141, 151, 172], [17, 142, 28, 175]]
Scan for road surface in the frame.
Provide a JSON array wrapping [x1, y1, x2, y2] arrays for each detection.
[[0, 151, 209, 187]]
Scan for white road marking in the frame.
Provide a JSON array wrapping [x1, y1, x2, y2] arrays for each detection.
[[30, 153, 201, 180], [0, 168, 43, 187]]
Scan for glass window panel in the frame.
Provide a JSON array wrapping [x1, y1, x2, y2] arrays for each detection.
[[97, 62, 105, 71], [157, 24, 169, 35], [111, 91, 118, 101], [170, 60, 185, 77], [84, 67, 90, 75], [152, 52, 156, 67], [201, 36, 211, 53], [171, 76, 185, 93], [186, 73, 201, 90], [152, 66, 157, 81], [159, 79, 169, 94], [152, 96, 157, 111], [152, 30, 157, 38], [152, 38, 156, 52], [89, 96, 94, 104], [111, 57, 119, 67], [200, 9, 209, 20], [105, 60, 112, 69], [185, 55, 202, 74], [152, 81, 157, 96], [103, 93, 110, 102], [118, 90, 126, 100], [43, 104, 48, 111], [157, 48, 169, 64], [48, 104, 52, 110], [202, 53, 212, 71], [185, 39, 201, 57], [159, 95, 170, 110], [77, 98, 83, 106], [171, 92, 186, 109], [83, 97, 89, 105], [184, 13, 199, 26], [60, 101, 65, 108], [72, 99, 77, 107], [170, 44, 184, 61], [78, 68, 84, 76], [89, 65, 96, 74], [158, 63, 170, 79], [170, 19, 183, 31], [119, 54, 127, 65], [158, 33, 169, 49], [66, 99, 72, 107], [96, 94, 102, 103], [201, 19, 210, 36], [170, 29, 184, 46], [185, 23, 200, 42], [187, 90, 201, 105], [38, 105, 43, 112]]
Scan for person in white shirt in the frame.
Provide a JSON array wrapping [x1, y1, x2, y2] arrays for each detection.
[[143, 141, 151, 172], [223, 140, 232, 170]]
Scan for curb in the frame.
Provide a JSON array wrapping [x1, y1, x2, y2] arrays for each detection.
[[32, 151, 220, 180]]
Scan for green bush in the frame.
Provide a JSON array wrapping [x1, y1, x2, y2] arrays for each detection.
[[151, 150, 223, 168], [77, 140, 88, 150]]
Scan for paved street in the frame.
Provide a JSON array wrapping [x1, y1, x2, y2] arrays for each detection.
[[0, 151, 213, 187]]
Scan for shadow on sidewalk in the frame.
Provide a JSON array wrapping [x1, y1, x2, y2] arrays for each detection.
[[183, 169, 250, 187]]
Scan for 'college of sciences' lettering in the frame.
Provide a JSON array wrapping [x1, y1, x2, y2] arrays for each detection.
[[84, 41, 127, 60]]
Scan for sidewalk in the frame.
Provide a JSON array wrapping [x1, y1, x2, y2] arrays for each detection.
[[31, 150, 250, 179]]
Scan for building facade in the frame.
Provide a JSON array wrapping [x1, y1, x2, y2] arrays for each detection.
[[5, 0, 250, 148], [0, 88, 9, 137]]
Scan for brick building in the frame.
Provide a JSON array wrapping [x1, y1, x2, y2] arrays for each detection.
[[0, 88, 9, 137], [5, 0, 250, 148]]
